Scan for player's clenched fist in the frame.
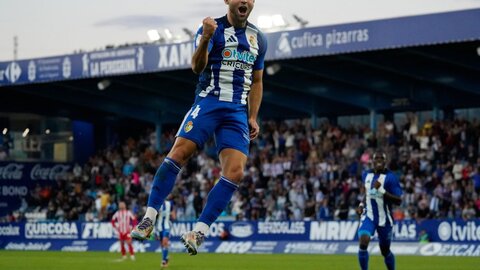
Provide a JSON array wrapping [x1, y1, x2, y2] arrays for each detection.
[[202, 17, 218, 39]]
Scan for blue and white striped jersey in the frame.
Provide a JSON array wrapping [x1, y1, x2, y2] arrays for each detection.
[[362, 170, 403, 227], [193, 15, 267, 105], [157, 200, 172, 232]]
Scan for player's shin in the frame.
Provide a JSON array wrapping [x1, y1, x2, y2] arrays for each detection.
[[358, 248, 369, 270], [128, 243, 134, 256], [146, 157, 182, 220], [384, 251, 395, 270], [120, 242, 126, 256], [162, 247, 169, 261], [196, 176, 238, 233]]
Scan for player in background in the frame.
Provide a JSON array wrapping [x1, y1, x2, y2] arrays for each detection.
[[156, 199, 175, 268], [111, 201, 137, 260], [356, 151, 403, 270], [131, 0, 267, 256]]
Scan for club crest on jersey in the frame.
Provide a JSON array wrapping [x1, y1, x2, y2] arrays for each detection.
[[249, 35, 256, 46], [184, 121, 193, 133]]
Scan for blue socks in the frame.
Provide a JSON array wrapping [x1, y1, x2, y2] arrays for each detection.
[[198, 176, 238, 226], [358, 247, 394, 270], [147, 157, 181, 210], [162, 247, 169, 261], [358, 248, 369, 270], [384, 251, 395, 270]]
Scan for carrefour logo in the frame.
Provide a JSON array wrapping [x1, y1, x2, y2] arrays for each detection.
[[222, 49, 256, 64], [4, 62, 22, 83]]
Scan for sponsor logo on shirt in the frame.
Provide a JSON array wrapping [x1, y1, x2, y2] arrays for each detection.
[[222, 49, 256, 64]]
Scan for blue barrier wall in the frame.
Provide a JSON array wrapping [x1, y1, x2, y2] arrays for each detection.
[[1, 220, 479, 256]]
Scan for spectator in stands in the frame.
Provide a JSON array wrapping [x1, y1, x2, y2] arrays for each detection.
[[473, 167, 480, 194], [0, 146, 7, 160], [462, 200, 476, 220], [6, 114, 480, 224]]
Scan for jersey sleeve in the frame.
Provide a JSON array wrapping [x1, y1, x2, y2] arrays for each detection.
[[361, 170, 368, 183], [385, 173, 403, 196], [194, 26, 214, 52], [253, 31, 267, 70]]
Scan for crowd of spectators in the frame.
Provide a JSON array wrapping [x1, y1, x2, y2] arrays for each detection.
[[4, 113, 480, 223]]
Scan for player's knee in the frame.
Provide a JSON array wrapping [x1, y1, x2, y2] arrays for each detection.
[[162, 238, 169, 247], [380, 246, 391, 257], [359, 236, 370, 250], [168, 148, 192, 165], [166, 138, 197, 165], [224, 166, 244, 183]]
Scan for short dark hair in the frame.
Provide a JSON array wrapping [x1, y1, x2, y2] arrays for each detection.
[[373, 151, 387, 160]]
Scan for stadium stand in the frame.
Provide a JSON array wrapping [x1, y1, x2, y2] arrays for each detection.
[[4, 114, 479, 223], [1, 9, 480, 258]]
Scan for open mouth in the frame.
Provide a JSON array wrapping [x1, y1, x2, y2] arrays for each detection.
[[238, 6, 248, 15]]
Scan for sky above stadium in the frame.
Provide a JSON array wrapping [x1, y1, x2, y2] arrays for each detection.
[[0, 0, 479, 61]]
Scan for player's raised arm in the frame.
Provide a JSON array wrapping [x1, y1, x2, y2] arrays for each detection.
[[192, 17, 217, 74]]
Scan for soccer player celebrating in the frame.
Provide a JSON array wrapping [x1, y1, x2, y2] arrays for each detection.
[[156, 199, 174, 267], [111, 201, 137, 260], [131, 0, 267, 256], [356, 151, 403, 270]]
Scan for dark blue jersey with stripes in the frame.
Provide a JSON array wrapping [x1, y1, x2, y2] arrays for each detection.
[[361, 169, 403, 226], [193, 15, 267, 105]]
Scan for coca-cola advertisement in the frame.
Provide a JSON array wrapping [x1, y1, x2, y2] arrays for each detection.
[[0, 162, 73, 217]]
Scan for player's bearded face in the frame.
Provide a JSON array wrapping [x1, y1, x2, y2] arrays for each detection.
[[226, 0, 255, 21]]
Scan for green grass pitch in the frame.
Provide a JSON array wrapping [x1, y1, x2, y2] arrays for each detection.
[[0, 251, 479, 270]]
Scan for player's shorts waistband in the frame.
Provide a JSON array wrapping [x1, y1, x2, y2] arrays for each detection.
[[195, 95, 247, 105]]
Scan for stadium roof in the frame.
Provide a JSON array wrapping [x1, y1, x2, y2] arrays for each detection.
[[0, 9, 479, 125]]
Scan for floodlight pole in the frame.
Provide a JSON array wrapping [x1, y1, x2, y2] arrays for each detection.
[[432, 106, 440, 121], [370, 109, 377, 133], [13, 36, 18, 61]]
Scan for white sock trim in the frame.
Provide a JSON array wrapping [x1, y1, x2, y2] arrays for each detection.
[[193, 221, 210, 235], [220, 176, 239, 188], [145, 207, 158, 221]]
